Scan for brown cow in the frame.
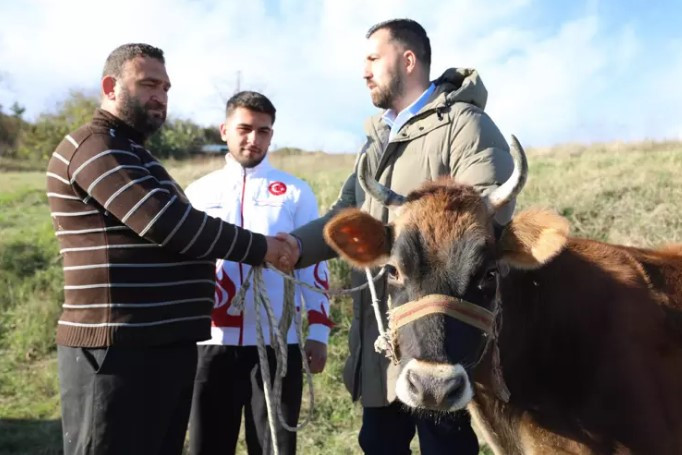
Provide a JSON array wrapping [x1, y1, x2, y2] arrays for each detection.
[[323, 138, 682, 454]]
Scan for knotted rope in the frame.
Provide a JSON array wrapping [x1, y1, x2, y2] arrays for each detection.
[[231, 264, 387, 455]]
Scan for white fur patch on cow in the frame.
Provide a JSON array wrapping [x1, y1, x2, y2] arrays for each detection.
[[498, 209, 570, 269]]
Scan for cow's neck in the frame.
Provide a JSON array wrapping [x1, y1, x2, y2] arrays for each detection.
[[470, 260, 605, 454], [472, 239, 682, 453]]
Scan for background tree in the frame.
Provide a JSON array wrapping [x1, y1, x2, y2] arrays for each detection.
[[0, 101, 28, 158], [7, 91, 221, 164], [16, 91, 98, 162], [10, 102, 26, 118]]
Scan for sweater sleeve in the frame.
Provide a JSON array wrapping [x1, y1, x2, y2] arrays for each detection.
[[68, 137, 267, 265], [290, 150, 362, 268]]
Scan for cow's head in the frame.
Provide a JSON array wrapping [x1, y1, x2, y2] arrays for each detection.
[[324, 137, 570, 411]]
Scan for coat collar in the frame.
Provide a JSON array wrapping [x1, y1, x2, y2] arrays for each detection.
[[223, 153, 272, 178], [92, 108, 147, 144]]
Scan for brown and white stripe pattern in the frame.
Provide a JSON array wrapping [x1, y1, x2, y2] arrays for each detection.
[[46, 109, 267, 347]]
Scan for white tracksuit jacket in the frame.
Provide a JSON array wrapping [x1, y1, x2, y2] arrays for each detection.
[[185, 155, 332, 346]]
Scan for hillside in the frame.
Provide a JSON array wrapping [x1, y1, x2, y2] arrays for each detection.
[[1, 141, 681, 454]]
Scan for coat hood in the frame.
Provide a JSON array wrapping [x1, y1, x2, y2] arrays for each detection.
[[431, 67, 488, 110]]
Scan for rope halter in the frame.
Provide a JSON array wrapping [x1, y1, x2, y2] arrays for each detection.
[[389, 294, 495, 336], [367, 272, 510, 402]]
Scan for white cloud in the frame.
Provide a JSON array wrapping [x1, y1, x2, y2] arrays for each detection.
[[1, 0, 681, 153]]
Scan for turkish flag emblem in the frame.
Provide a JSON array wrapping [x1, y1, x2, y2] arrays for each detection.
[[268, 181, 287, 196]]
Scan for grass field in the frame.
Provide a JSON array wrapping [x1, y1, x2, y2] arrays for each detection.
[[1, 141, 681, 454]]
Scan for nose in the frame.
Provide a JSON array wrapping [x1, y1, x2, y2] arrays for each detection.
[[150, 92, 167, 107], [363, 63, 372, 80], [397, 360, 472, 411]]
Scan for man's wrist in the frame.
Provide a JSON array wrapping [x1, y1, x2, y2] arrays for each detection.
[[307, 324, 330, 344], [292, 234, 303, 265]]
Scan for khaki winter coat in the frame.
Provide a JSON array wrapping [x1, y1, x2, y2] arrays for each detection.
[[292, 68, 515, 407]]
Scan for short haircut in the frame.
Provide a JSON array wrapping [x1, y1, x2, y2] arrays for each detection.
[[226, 91, 276, 124], [366, 19, 431, 69], [102, 43, 165, 78]]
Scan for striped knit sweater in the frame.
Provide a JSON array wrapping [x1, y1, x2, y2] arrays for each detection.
[[46, 109, 267, 347]]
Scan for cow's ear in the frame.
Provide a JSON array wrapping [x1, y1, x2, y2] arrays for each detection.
[[497, 209, 569, 269], [324, 208, 391, 268]]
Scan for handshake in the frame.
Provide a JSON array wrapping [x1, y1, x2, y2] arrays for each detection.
[[264, 233, 301, 272]]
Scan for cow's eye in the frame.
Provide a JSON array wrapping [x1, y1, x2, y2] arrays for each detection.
[[387, 264, 404, 286], [478, 267, 498, 291]]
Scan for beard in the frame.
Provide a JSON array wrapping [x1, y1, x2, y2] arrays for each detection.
[[118, 86, 166, 137], [370, 69, 404, 110], [232, 148, 266, 168]]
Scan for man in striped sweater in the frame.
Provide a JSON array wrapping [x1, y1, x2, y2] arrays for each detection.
[[46, 43, 296, 455]]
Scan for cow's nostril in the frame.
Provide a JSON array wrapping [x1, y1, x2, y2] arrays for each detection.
[[406, 369, 441, 406], [407, 370, 421, 396], [444, 375, 465, 402]]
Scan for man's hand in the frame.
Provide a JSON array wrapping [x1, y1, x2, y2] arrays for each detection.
[[264, 235, 296, 271], [274, 232, 301, 266], [303, 339, 327, 374]]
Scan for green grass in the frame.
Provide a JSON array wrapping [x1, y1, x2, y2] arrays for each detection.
[[1, 141, 682, 454], [0, 171, 63, 455]]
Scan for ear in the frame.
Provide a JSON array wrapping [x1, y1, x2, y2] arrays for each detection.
[[219, 122, 228, 142], [403, 49, 417, 74], [102, 75, 116, 101], [323, 208, 391, 268], [497, 209, 569, 269]]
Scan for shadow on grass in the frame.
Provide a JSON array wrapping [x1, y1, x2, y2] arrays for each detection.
[[0, 418, 62, 455]]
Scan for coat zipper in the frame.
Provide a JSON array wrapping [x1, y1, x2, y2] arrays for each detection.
[[238, 170, 246, 346]]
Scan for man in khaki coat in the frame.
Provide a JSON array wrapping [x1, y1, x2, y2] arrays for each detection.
[[287, 19, 515, 454]]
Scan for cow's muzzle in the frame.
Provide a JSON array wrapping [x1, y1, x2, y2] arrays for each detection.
[[396, 360, 472, 411]]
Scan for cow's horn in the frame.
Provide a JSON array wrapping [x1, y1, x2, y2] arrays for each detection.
[[486, 135, 528, 212], [357, 153, 406, 206]]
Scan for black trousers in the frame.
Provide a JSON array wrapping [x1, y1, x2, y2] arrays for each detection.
[[189, 345, 303, 455], [57, 343, 197, 455], [358, 401, 479, 455]]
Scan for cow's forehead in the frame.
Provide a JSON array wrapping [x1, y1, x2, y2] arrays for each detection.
[[393, 182, 492, 258]]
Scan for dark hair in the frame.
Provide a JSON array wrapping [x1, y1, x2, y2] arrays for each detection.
[[102, 43, 165, 78], [226, 91, 276, 124], [366, 19, 431, 69]]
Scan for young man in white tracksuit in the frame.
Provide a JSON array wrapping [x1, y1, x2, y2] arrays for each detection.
[[186, 91, 332, 455]]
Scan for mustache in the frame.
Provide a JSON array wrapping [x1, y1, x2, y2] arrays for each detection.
[[145, 100, 166, 111]]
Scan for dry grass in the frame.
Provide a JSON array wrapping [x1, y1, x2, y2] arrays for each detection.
[[520, 142, 682, 246], [168, 152, 356, 213]]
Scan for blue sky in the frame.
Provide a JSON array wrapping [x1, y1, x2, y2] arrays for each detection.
[[1, 0, 681, 153]]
